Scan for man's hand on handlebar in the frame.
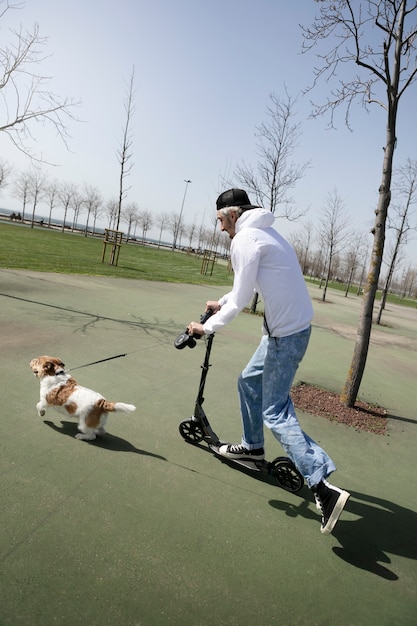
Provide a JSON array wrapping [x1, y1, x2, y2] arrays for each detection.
[[205, 301, 221, 314], [186, 321, 205, 337], [175, 305, 218, 349], [187, 302, 220, 336]]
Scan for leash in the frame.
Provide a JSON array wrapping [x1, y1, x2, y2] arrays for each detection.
[[65, 339, 168, 373], [66, 353, 128, 372]]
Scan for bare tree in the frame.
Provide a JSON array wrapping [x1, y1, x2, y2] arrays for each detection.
[[310, 239, 327, 282], [230, 90, 310, 219], [399, 265, 417, 297], [115, 67, 135, 230], [155, 212, 169, 248], [0, 3, 79, 161], [167, 213, 181, 248], [70, 191, 84, 231], [343, 231, 368, 297], [44, 180, 59, 226], [317, 191, 351, 301], [28, 169, 46, 227], [90, 196, 103, 235], [122, 202, 139, 241], [12, 169, 30, 220], [172, 222, 185, 250], [186, 222, 197, 250], [356, 248, 369, 296], [226, 89, 311, 311], [290, 219, 315, 275], [136, 209, 153, 244], [105, 198, 118, 230], [58, 182, 76, 232], [376, 158, 417, 323], [196, 223, 207, 253], [301, 1, 417, 406], [0, 159, 11, 190], [83, 184, 102, 236]]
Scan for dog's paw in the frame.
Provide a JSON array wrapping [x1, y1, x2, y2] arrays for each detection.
[[38, 409, 46, 417], [75, 433, 96, 441]]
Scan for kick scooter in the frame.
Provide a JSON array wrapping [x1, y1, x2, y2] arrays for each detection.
[[174, 310, 304, 493]]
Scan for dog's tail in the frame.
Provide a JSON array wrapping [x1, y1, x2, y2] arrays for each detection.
[[113, 402, 136, 413], [100, 401, 136, 413]]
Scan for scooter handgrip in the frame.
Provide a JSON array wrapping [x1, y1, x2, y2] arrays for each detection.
[[200, 308, 214, 324]]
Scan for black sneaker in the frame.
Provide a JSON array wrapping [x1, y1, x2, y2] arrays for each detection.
[[218, 443, 265, 461], [312, 479, 350, 535]]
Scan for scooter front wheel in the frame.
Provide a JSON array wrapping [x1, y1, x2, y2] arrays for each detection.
[[270, 457, 304, 493], [179, 419, 205, 444]]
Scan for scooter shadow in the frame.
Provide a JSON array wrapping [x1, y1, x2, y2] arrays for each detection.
[[43, 419, 166, 461], [188, 440, 310, 497]]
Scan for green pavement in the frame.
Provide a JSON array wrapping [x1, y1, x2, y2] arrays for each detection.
[[0, 268, 416, 625]]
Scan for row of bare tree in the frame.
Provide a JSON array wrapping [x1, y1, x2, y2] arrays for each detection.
[[0, 159, 232, 253], [290, 156, 417, 321], [290, 192, 417, 325], [108, 203, 229, 255]]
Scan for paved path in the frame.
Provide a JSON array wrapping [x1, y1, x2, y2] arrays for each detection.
[[0, 269, 416, 625]]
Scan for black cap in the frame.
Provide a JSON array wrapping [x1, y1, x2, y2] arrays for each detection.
[[216, 189, 260, 212]]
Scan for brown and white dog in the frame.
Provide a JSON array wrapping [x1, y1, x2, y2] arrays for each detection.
[[30, 356, 136, 441]]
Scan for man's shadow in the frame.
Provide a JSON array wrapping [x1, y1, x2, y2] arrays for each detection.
[[43, 420, 166, 461], [269, 489, 417, 580]]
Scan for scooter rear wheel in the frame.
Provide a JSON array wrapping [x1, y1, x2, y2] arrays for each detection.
[[270, 457, 304, 493], [179, 419, 205, 443]]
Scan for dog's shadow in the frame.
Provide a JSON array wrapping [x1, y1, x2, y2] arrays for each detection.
[[43, 420, 166, 461]]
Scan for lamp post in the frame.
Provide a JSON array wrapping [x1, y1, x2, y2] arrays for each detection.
[[173, 179, 191, 250]]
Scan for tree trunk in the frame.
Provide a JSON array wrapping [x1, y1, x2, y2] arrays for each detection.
[[322, 272, 329, 302], [356, 254, 367, 296], [341, 124, 395, 406], [250, 292, 259, 313], [376, 206, 408, 324], [344, 265, 355, 297]]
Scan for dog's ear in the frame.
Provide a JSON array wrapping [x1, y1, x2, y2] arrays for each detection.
[[53, 359, 65, 374], [44, 361, 56, 374]]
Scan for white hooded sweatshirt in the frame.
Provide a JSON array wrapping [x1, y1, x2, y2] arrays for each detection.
[[203, 208, 313, 337]]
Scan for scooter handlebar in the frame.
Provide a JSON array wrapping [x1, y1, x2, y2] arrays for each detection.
[[174, 308, 215, 349], [199, 307, 214, 325]]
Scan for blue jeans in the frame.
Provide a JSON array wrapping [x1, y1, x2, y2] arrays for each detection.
[[237, 328, 336, 488]]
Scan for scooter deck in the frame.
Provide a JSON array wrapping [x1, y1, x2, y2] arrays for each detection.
[[209, 444, 269, 472]]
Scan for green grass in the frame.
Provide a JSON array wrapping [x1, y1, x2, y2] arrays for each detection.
[[306, 274, 417, 309], [2, 222, 416, 309], [0, 222, 233, 286]]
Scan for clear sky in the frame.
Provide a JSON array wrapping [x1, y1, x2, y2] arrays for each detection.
[[1, 0, 417, 266]]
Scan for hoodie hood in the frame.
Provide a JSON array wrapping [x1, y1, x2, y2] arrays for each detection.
[[236, 208, 275, 233]]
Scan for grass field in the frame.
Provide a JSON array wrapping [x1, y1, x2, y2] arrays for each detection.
[[1, 220, 416, 309], [0, 221, 233, 286]]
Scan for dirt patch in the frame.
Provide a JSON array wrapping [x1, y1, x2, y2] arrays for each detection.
[[291, 382, 388, 435]]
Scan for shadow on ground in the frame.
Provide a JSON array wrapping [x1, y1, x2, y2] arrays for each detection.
[[43, 420, 167, 460], [269, 490, 417, 581]]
